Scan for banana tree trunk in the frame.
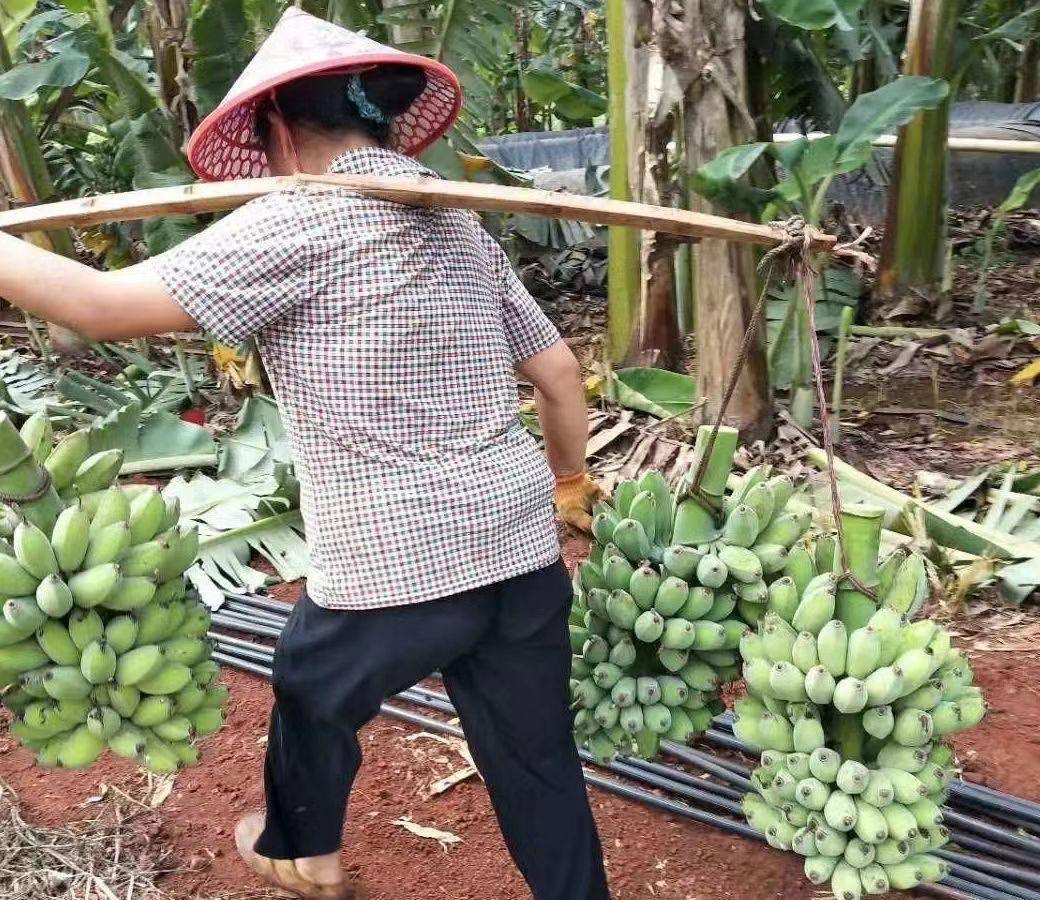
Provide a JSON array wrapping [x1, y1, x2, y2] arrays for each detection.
[[145, 0, 199, 153], [876, 0, 958, 302], [0, 40, 86, 356], [1016, 40, 1040, 103], [679, 0, 771, 441], [606, 0, 682, 370]]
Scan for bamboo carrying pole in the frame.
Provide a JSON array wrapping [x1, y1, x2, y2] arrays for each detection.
[[0, 174, 837, 251], [770, 132, 1040, 155]]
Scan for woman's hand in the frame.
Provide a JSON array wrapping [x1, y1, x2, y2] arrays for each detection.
[[554, 470, 603, 533]]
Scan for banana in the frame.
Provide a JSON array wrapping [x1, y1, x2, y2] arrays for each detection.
[[172, 739, 200, 767], [758, 509, 812, 548], [35, 575, 74, 618], [119, 538, 169, 578], [131, 694, 175, 727], [762, 612, 798, 663], [718, 545, 763, 584], [19, 666, 51, 697], [612, 519, 651, 563], [192, 659, 220, 687], [833, 677, 869, 714], [83, 521, 132, 569], [892, 708, 933, 747], [791, 632, 819, 674], [36, 618, 81, 666], [156, 524, 198, 586], [784, 543, 817, 596], [883, 554, 926, 616], [139, 734, 181, 773], [90, 486, 132, 534], [70, 449, 125, 496], [661, 545, 703, 580], [0, 613, 36, 647], [805, 665, 836, 705], [136, 661, 192, 695], [14, 520, 58, 579], [161, 494, 182, 531], [55, 723, 105, 768], [173, 682, 207, 715], [0, 554, 41, 599], [69, 563, 120, 608], [116, 644, 164, 686], [847, 626, 882, 679], [653, 577, 689, 616], [633, 609, 665, 643], [101, 576, 157, 612], [0, 638, 50, 673], [35, 737, 64, 767], [80, 639, 117, 684], [43, 665, 93, 700], [672, 497, 717, 545], [863, 705, 895, 739], [107, 683, 141, 718], [19, 411, 53, 465], [816, 619, 848, 677], [696, 553, 728, 589], [723, 505, 760, 548], [627, 490, 657, 543], [127, 487, 166, 544], [638, 470, 673, 545], [752, 543, 789, 576], [104, 615, 138, 654], [44, 429, 91, 491], [4, 596, 46, 632], [51, 504, 90, 573], [703, 592, 737, 622], [66, 610, 104, 654], [153, 714, 193, 742], [823, 791, 858, 833], [108, 725, 148, 759], [154, 577, 187, 606], [628, 564, 661, 610], [85, 705, 122, 740], [743, 482, 776, 530], [791, 580, 836, 635], [202, 684, 227, 708]]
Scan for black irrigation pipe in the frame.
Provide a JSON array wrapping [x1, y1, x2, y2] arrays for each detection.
[[943, 809, 1040, 859], [660, 742, 754, 791], [213, 648, 1018, 900], [944, 876, 1026, 900], [222, 601, 288, 628], [222, 590, 295, 615], [948, 831, 1040, 870], [936, 860, 1040, 900], [210, 612, 283, 641], [618, 755, 747, 803], [934, 849, 1040, 893]]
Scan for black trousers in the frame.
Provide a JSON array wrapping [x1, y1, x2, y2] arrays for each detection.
[[255, 560, 610, 900]]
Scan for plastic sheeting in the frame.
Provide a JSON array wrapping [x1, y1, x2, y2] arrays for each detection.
[[478, 104, 1040, 223]]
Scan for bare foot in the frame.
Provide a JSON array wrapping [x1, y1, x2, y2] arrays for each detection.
[[235, 813, 361, 899]]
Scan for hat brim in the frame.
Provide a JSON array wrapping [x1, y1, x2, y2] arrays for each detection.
[[187, 54, 462, 182]]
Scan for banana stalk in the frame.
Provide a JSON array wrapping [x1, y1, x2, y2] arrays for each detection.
[[0, 413, 64, 534]]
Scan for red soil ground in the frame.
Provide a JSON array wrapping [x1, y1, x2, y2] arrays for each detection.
[[1, 536, 1037, 900]]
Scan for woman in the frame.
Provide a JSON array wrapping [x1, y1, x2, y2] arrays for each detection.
[[0, 9, 608, 900]]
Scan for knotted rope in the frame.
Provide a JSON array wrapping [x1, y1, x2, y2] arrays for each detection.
[[688, 216, 876, 598]]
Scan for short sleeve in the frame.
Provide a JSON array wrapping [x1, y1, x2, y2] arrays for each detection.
[[149, 191, 315, 345], [482, 232, 560, 363]]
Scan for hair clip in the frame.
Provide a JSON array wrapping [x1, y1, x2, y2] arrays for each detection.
[[346, 74, 389, 125]]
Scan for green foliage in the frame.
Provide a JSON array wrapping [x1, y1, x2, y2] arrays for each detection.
[[974, 168, 1040, 311], [757, 0, 866, 32]]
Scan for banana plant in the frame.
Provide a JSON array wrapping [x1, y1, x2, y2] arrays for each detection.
[[692, 76, 949, 426]]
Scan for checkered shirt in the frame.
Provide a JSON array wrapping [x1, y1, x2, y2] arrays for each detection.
[[152, 148, 562, 610]]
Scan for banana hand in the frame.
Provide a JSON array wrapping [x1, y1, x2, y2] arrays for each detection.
[[554, 471, 603, 533]]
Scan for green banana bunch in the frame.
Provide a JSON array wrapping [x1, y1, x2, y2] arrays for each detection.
[[0, 429, 226, 774]]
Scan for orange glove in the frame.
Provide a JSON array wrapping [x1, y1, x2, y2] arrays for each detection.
[[554, 471, 604, 533]]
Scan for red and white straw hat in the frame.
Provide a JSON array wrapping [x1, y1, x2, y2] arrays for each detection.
[[187, 7, 462, 182]]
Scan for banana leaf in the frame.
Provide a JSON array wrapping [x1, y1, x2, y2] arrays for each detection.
[[218, 394, 292, 483], [89, 401, 217, 472], [611, 368, 697, 419]]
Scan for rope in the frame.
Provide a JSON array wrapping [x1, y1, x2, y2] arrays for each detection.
[[0, 466, 52, 505], [687, 216, 875, 598]]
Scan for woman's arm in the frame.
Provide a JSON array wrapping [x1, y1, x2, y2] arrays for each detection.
[[517, 340, 602, 529], [0, 232, 197, 340]]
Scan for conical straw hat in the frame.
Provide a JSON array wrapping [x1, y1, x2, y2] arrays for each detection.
[[187, 7, 462, 181]]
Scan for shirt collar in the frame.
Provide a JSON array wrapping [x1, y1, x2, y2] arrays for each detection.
[[326, 147, 435, 179]]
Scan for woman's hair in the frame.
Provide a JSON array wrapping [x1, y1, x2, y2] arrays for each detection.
[[257, 64, 427, 146]]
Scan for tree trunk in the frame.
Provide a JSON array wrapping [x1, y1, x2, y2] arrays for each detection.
[[0, 37, 86, 356], [876, 0, 958, 303], [145, 0, 199, 154], [606, 0, 682, 369], [660, 0, 771, 440], [1015, 39, 1040, 103]]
